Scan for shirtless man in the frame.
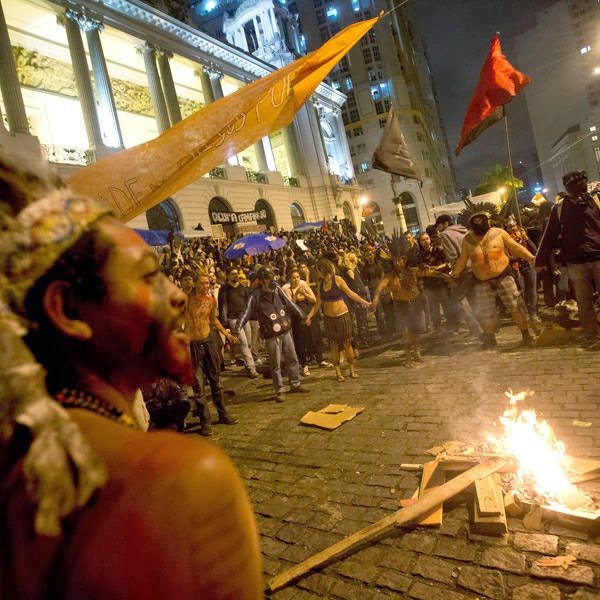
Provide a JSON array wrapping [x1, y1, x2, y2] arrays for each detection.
[[451, 212, 536, 349], [181, 271, 238, 435]]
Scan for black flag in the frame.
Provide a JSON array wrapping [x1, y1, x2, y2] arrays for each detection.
[[372, 108, 420, 180]]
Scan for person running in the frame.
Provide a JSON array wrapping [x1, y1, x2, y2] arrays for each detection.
[[304, 258, 371, 382]]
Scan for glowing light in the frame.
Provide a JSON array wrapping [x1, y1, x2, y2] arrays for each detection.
[[359, 196, 369, 205], [488, 391, 587, 509], [205, 0, 217, 12], [594, 67, 600, 75], [498, 186, 506, 195]]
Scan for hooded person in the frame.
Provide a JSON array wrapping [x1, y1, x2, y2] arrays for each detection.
[[0, 156, 262, 598], [535, 170, 600, 349]]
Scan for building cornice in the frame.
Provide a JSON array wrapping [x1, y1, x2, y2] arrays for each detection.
[[52, 0, 345, 106]]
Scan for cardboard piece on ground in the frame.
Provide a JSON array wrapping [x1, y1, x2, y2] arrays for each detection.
[[565, 455, 600, 484], [300, 404, 364, 430]]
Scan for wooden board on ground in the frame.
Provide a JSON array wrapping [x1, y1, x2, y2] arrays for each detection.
[[267, 458, 507, 593], [520, 498, 600, 535], [565, 455, 600, 484], [469, 473, 507, 536], [417, 460, 444, 527], [300, 404, 364, 430]]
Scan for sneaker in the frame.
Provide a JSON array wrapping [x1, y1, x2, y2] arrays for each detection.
[[319, 360, 333, 368], [289, 386, 308, 393], [302, 365, 311, 377], [247, 370, 260, 379]]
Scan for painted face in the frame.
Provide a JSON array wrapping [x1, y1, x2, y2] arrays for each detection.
[[80, 218, 193, 385], [197, 276, 211, 295]]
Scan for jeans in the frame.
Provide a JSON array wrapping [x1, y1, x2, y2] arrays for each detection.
[[516, 266, 538, 317], [227, 319, 256, 371], [567, 261, 600, 338], [265, 331, 300, 393]]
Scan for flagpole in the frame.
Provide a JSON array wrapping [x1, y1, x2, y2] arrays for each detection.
[[391, 176, 408, 232], [502, 106, 523, 227]]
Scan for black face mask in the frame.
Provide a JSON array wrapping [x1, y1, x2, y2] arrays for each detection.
[[471, 222, 490, 236]]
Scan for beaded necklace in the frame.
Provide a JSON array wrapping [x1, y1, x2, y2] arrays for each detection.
[[55, 388, 139, 429]]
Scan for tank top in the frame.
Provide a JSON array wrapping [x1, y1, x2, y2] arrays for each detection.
[[320, 276, 345, 302]]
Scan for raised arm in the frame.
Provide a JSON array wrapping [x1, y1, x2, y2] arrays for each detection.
[[335, 275, 370, 308], [501, 230, 534, 263]]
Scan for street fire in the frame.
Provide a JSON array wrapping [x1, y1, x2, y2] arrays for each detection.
[[487, 390, 589, 510]]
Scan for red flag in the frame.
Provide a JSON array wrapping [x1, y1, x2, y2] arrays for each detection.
[[455, 36, 530, 156]]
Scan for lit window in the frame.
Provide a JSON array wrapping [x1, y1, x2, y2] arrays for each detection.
[[591, 126, 597, 132], [205, 0, 217, 11], [370, 85, 380, 100], [345, 76, 353, 90], [326, 6, 338, 18], [581, 46, 591, 54], [352, 0, 360, 11], [360, 162, 370, 173], [592, 135, 598, 141], [331, 80, 341, 90]]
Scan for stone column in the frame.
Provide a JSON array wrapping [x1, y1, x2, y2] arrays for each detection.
[[196, 65, 215, 104], [81, 15, 123, 148], [156, 49, 182, 125], [64, 9, 107, 155], [205, 65, 224, 100], [139, 42, 170, 134], [254, 139, 268, 172], [205, 65, 238, 165], [283, 124, 301, 176], [333, 107, 354, 182], [0, 1, 29, 133]]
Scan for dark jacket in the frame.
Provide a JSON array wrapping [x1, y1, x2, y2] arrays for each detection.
[[236, 282, 305, 339], [535, 193, 600, 267]]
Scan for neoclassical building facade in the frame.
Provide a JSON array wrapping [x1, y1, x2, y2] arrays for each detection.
[[0, 0, 362, 235]]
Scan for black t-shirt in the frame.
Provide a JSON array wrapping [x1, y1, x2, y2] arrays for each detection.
[[222, 284, 249, 319]]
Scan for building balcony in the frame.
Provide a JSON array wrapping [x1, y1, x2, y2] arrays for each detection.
[[245, 169, 268, 184], [43, 145, 96, 166], [283, 175, 300, 187]]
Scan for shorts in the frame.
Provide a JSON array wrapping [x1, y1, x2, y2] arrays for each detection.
[[472, 274, 521, 321], [393, 299, 425, 335], [323, 312, 353, 345]]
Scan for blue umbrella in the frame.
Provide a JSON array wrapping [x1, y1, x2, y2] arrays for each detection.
[[224, 232, 286, 259]]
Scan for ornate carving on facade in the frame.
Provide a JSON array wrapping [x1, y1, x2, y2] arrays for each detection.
[[204, 64, 223, 81], [64, 7, 104, 33], [11, 45, 201, 118]]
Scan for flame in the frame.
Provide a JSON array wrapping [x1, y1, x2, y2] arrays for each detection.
[[488, 391, 585, 508]]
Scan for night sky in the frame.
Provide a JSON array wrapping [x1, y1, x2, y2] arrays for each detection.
[[412, 0, 558, 192]]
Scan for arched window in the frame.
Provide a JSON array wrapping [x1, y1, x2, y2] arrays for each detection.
[[146, 198, 182, 231], [209, 196, 235, 236], [342, 201, 355, 227], [398, 192, 420, 234], [290, 203, 305, 227], [255, 199, 276, 231]]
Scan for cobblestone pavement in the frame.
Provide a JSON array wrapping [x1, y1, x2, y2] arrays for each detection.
[[200, 324, 600, 599]]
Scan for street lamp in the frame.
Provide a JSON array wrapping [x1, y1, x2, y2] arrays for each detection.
[[359, 195, 369, 206]]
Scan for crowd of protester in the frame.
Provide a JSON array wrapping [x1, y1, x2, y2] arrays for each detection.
[[142, 174, 600, 433]]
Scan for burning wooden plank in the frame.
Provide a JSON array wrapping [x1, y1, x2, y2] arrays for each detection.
[[266, 458, 506, 593], [469, 473, 507, 536]]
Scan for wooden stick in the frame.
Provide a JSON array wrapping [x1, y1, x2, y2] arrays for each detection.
[[266, 457, 506, 593]]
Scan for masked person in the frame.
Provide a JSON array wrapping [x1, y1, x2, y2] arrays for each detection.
[[451, 212, 536, 349], [0, 156, 262, 599], [536, 171, 600, 350], [236, 266, 307, 402]]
